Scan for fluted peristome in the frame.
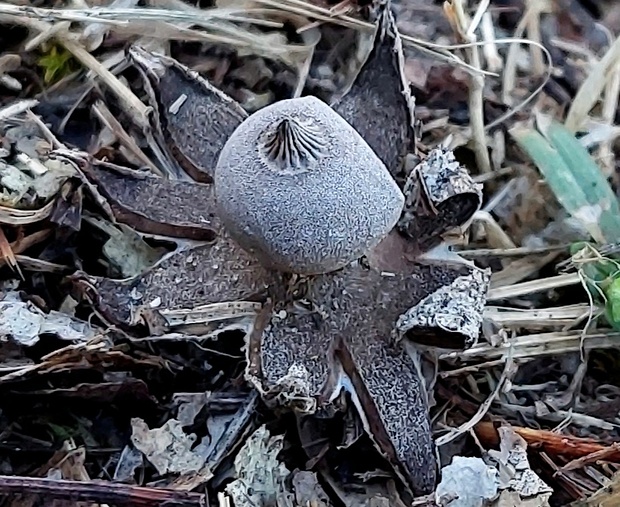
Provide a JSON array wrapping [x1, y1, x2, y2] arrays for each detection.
[[214, 96, 405, 275]]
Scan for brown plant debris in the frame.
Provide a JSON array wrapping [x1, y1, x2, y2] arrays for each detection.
[[1, 0, 620, 506]]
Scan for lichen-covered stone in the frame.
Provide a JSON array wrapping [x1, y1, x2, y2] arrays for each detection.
[[214, 96, 405, 275]]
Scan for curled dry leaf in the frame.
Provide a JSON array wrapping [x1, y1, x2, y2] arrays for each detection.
[[488, 426, 553, 502], [128, 45, 248, 183], [130, 418, 207, 475], [0, 291, 95, 346], [84, 216, 168, 278], [394, 266, 490, 349]]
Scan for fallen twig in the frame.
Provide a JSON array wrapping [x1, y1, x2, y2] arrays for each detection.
[[0, 476, 206, 506]]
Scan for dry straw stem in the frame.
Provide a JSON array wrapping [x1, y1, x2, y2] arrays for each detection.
[[0, 8, 150, 130], [502, 1, 552, 105], [26, 109, 67, 150], [0, 227, 22, 278], [91, 100, 163, 176], [0, 3, 322, 66], [471, 210, 516, 249], [160, 301, 262, 327], [0, 230, 51, 272], [434, 351, 514, 447], [440, 329, 620, 362], [0, 201, 56, 226], [0, 2, 553, 132], [251, 0, 498, 77], [458, 244, 569, 258], [0, 100, 39, 121], [487, 272, 581, 301], [444, 0, 491, 174], [479, 11, 502, 72], [565, 34, 620, 132], [487, 253, 570, 287], [484, 304, 593, 330], [524, 0, 546, 76], [591, 26, 620, 176]]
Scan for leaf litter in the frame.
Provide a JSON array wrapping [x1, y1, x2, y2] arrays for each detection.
[[0, 0, 620, 506]]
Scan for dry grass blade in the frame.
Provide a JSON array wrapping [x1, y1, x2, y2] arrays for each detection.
[[0, 227, 22, 278], [487, 273, 582, 301], [484, 304, 592, 329], [0, 201, 56, 226], [443, 0, 491, 174], [441, 330, 620, 361], [0, 99, 39, 121]]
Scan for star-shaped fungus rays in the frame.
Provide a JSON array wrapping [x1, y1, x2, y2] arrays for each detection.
[[247, 259, 484, 495], [66, 3, 490, 500]]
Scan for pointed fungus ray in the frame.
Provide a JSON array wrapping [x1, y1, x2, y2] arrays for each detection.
[[74, 234, 278, 328], [128, 46, 248, 183], [331, 2, 416, 177], [247, 259, 489, 496], [72, 155, 220, 241]]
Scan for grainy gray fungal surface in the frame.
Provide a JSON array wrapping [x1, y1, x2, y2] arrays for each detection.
[[214, 96, 405, 275], [83, 234, 277, 327], [246, 260, 475, 495], [332, 3, 415, 177], [129, 46, 248, 182], [80, 160, 220, 241], [74, 29, 493, 501]]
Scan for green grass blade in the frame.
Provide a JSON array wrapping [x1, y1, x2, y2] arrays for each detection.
[[511, 123, 620, 244], [545, 121, 620, 218], [511, 126, 606, 242]]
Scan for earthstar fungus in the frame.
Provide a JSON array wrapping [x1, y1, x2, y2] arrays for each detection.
[[70, 4, 490, 500], [214, 96, 405, 275]]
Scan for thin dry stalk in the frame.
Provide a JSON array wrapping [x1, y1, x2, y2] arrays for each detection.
[[479, 12, 502, 72], [502, 1, 552, 105], [91, 101, 163, 176], [524, 0, 545, 76], [0, 100, 39, 121], [0, 12, 150, 129], [484, 304, 593, 330], [440, 330, 620, 361], [487, 272, 581, 300], [597, 41, 620, 176], [435, 352, 514, 447], [445, 0, 492, 174], [471, 211, 516, 249]]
